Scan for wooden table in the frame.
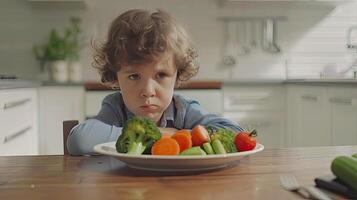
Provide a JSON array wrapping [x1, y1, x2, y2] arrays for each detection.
[[1, 146, 356, 200]]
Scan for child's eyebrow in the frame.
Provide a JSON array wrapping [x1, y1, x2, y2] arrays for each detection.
[[121, 68, 137, 74]]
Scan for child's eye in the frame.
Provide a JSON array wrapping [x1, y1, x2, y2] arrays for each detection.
[[128, 74, 140, 80], [156, 72, 167, 80]]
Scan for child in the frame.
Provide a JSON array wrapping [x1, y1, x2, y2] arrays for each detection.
[[67, 9, 243, 155]]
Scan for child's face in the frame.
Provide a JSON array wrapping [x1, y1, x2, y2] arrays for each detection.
[[117, 54, 177, 124]]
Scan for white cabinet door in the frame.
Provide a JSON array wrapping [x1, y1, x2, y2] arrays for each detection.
[[224, 110, 285, 148], [174, 89, 223, 115], [328, 87, 357, 145], [286, 85, 330, 147], [223, 85, 285, 148], [39, 86, 84, 155]]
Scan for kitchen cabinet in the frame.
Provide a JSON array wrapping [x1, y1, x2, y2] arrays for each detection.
[[328, 87, 357, 145], [286, 84, 357, 147], [0, 88, 39, 156], [39, 86, 84, 155], [222, 85, 285, 148], [175, 89, 223, 115], [286, 85, 330, 147]]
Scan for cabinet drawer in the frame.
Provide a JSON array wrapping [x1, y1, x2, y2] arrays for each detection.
[[0, 89, 36, 135], [0, 88, 38, 155], [223, 111, 285, 148], [0, 126, 37, 156], [223, 86, 284, 111]]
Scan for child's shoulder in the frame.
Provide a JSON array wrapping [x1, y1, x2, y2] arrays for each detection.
[[102, 91, 123, 104]]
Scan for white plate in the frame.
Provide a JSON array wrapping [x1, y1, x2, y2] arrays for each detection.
[[93, 142, 264, 172]]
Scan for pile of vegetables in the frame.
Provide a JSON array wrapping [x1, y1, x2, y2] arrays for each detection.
[[330, 154, 357, 191], [115, 117, 258, 156]]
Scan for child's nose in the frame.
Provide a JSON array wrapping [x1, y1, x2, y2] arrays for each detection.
[[140, 80, 156, 98]]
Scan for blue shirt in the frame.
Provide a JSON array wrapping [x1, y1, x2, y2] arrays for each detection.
[[67, 91, 243, 155]]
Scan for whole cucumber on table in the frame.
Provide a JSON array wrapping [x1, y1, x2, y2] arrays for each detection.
[[331, 156, 357, 191]]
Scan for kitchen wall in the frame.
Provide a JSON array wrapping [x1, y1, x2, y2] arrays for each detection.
[[1, 0, 357, 81]]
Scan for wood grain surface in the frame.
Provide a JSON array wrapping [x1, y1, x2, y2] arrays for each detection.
[[1, 146, 356, 200]]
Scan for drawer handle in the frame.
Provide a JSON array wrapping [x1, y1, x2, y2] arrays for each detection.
[[329, 97, 353, 105], [228, 96, 269, 105], [4, 98, 31, 110], [301, 95, 318, 101], [3, 126, 31, 143]]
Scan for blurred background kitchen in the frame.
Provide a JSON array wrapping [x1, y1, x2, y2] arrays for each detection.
[[1, 0, 357, 156]]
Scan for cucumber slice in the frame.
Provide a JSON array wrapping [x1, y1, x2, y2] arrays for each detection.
[[203, 142, 214, 155], [180, 146, 206, 156], [211, 139, 226, 154]]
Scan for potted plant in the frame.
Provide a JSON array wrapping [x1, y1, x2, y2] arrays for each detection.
[[33, 17, 83, 83], [66, 17, 84, 83]]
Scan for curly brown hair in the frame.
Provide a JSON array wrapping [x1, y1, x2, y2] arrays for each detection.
[[92, 9, 199, 88]]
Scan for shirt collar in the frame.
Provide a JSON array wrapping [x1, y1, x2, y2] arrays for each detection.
[[159, 100, 175, 127]]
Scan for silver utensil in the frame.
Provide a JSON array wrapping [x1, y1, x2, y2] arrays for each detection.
[[250, 21, 258, 48], [280, 175, 333, 200], [222, 21, 236, 67], [262, 19, 281, 53], [236, 21, 250, 55]]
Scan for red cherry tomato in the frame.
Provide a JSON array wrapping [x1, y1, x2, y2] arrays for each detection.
[[235, 130, 257, 151], [191, 125, 210, 146]]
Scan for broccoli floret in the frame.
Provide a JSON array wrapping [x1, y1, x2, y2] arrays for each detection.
[[208, 127, 237, 153], [116, 117, 161, 155]]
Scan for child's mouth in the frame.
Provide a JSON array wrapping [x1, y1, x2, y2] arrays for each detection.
[[140, 105, 158, 112]]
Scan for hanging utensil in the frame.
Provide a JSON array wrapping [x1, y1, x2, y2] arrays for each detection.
[[222, 21, 236, 67], [250, 21, 258, 48], [346, 25, 357, 50], [262, 19, 281, 53], [236, 21, 250, 55]]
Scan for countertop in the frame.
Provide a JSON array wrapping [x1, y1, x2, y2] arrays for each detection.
[[2, 78, 357, 90], [84, 81, 223, 90], [1, 145, 356, 200], [85, 79, 357, 90], [0, 79, 41, 90]]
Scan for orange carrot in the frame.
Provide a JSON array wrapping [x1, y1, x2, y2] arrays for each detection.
[[171, 130, 192, 153], [151, 137, 180, 155]]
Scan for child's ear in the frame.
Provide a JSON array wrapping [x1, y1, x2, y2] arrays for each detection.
[[174, 80, 181, 89], [110, 82, 120, 90]]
